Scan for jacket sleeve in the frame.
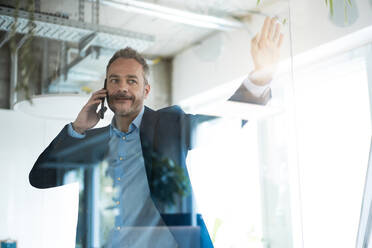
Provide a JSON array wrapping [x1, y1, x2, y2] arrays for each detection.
[[29, 124, 109, 189], [228, 83, 272, 105]]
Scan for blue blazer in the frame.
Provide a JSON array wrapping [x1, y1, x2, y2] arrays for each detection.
[[29, 105, 213, 248]]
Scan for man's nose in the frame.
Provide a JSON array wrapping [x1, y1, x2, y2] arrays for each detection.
[[117, 81, 129, 92]]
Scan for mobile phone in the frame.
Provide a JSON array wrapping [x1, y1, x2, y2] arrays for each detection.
[[98, 79, 107, 119]]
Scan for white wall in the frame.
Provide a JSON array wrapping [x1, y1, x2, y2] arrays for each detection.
[[290, 0, 372, 55], [0, 109, 78, 248], [171, 0, 372, 104], [147, 60, 172, 109], [172, 29, 254, 105]]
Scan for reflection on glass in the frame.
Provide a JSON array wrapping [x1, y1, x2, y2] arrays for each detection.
[[0, 0, 329, 247], [24, 13, 289, 248]]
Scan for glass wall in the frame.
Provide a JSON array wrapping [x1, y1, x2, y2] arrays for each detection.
[[1, 0, 372, 248]]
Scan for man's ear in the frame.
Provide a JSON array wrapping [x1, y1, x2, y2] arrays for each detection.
[[144, 83, 151, 98]]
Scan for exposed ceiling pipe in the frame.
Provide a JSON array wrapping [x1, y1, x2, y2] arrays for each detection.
[[10, 34, 31, 109], [99, 0, 245, 31]]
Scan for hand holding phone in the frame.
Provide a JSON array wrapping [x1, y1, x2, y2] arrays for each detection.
[[98, 98, 106, 119], [98, 79, 108, 119], [72, 86, 107, 134]]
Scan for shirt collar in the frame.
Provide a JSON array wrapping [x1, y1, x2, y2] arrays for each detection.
[[110, 106, 145, 135]]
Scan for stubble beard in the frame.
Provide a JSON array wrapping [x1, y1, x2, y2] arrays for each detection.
[[108, 92, 144, 118]]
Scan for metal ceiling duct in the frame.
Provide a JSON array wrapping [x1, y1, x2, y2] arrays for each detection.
[[0, 6, 154, 50], [0, 5, 154, 118]]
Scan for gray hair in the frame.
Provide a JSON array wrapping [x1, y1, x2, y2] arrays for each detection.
[[106, 47, 149, 84]]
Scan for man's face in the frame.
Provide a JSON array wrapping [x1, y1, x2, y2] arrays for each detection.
[[106, 58, 150, 117]]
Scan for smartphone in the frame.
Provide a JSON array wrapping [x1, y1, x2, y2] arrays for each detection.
[[98, 79, 107, 119]]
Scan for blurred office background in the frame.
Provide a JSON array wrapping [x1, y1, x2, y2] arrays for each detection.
[[0, 0, 371, 247]]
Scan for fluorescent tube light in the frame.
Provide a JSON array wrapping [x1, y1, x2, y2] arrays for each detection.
[[100, 0, 244, 31]]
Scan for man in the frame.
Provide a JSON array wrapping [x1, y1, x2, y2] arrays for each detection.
[[29, 17, 283, 248]]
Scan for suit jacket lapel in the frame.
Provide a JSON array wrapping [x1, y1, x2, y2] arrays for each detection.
[[140, 106, 157, 187]]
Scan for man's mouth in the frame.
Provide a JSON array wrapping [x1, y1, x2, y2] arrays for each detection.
[[114, 96, 133, 102]]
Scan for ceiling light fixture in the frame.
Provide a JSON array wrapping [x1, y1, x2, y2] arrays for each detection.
[[99, 0, 244, 31]]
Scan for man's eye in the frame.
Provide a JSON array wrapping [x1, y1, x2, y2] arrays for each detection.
[[128, 80, 137, 84], [110, 79, 119, 83]]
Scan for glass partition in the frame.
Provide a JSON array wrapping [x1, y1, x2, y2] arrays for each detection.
[[290, 0, 372, 246], [1, 0, 371, 248]]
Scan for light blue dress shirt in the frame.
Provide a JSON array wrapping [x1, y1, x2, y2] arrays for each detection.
[[67, 106, 177, 247]]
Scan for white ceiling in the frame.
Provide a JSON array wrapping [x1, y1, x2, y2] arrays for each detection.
[[36, 0, 285, 57]]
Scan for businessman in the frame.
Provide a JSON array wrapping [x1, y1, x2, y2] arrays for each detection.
[[29, 17, 283, 248]]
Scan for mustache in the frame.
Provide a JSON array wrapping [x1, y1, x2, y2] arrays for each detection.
[[109, 93, 134, 100]]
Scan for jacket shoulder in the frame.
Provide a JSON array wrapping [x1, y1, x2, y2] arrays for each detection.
[[157, 105, 185, 116]]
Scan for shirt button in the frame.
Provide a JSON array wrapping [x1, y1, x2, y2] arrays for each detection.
[[122, 136, 126, 140], [116, 201, 120, 205], [116, 226, 121, 230], [119, 157, 123, 160], [117, 177, 121, 181]]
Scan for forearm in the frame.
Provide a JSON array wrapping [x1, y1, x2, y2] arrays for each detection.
[[29, 124, 99, 189], [29, 124, 73, 188]]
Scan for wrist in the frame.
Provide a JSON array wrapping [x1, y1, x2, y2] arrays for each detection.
[[71, 122, 86, 134], [249, 69, 273, 86]]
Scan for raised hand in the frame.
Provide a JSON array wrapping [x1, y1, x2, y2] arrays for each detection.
[[250, 17, 284, 86], [72, 89, 107, 134]]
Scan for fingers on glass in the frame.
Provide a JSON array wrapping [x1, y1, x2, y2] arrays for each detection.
[[277, 33, 284, 48], [260, 17, 271, 42], [261, 17, 283, 43], [267, 18, 276, 39], [251, 34, 258, 48], [273, 22, 281, 41]]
